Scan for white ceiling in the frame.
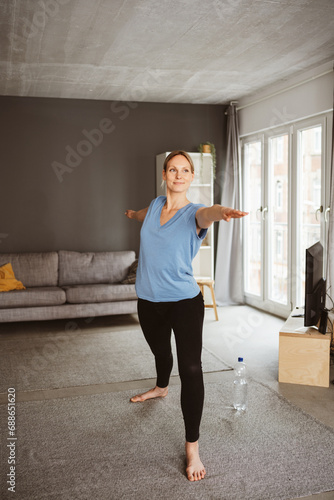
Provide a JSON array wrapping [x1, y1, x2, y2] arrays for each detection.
[[1, 0, 334, 104]]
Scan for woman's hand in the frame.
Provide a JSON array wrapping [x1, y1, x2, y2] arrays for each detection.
[[196, 205, 248, 228], [220, 207, 248, 222], [125, 207, 149, 222], [125, 210, 137, 219]]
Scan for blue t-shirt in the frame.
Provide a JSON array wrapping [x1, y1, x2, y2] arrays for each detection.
[[135, 196, 208, 302]]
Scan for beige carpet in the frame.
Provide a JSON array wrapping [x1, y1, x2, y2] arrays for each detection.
[[1, 374, 334, 500], [0, 328, 231, 391]]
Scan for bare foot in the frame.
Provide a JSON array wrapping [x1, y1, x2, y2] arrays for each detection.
[[185, 441, 206, 481], [130, 386, 168, 403]]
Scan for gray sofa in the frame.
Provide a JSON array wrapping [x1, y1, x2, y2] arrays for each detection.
[[0, 250, 138, 323]]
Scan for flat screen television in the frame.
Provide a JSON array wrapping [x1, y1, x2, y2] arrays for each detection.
[[304, 241, 327, 333]]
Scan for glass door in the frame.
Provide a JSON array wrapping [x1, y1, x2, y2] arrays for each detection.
[[243, 139, 263, 298], [268, 134, 289, 307], [293, 118, 326, 308], [243, 131, 291, 317], [242, 114, 330, 318]]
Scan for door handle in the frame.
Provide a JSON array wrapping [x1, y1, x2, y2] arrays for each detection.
[[315, 206, 323, 222], [256, 206, 268, 220], [261, 206, 268, 220], [325, 207, 330, 223]]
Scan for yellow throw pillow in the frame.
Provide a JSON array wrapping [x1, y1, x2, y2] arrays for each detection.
[[0, 263, 26, 292]]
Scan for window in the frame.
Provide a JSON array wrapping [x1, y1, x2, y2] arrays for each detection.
[[268, 134, 289, 306], [276, 230, 283, 260], [296, 124, 323, 306], [242, 114, 330, 317], [275, 136, 284, 163], [243, 140, 262, 297], [276, 180, 283, 211]]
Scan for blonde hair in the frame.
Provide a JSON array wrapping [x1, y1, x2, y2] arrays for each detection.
[[163, 150, 195, 173]]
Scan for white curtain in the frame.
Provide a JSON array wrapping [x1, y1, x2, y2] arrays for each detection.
[[215, 103, 244, 305], [326, 90, 334, 310]]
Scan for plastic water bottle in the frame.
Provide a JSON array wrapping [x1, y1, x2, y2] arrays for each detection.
[[233, 357, 247, 411]]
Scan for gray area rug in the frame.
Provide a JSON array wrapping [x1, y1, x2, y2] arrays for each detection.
[[1, 375, 334, 500], [0, 329, 230, 391]]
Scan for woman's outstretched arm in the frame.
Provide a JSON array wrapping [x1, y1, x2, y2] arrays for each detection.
[[125, 207, 149, 222], [196, 205, 248, 229]]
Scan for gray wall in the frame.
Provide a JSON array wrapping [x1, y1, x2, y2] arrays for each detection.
[[0, 96, 226, 254]]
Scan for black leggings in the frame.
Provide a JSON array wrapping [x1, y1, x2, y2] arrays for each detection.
[[137, 292, 205, 443]]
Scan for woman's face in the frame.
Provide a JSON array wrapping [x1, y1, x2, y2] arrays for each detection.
[[163, 155, 194, 194]]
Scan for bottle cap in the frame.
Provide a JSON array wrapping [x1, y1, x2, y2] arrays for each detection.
[[238, 357, 243, 362]]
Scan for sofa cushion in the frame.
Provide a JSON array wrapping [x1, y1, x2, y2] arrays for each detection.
[[58, 250, 136, 286], [0, 252, 59, 287], [0, 287, 66, 309], [64, 284, 137, 304]]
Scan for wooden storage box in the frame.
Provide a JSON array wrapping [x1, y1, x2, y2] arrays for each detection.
[[278, 313, 331, 388]]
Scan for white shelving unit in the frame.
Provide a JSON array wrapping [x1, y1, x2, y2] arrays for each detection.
[[156, 152, 214, 280]]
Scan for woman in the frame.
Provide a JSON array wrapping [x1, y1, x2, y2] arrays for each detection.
[[125, 150, 247, 482]]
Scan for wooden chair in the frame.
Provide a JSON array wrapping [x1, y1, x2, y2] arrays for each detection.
[[196, 279, 219, 321]]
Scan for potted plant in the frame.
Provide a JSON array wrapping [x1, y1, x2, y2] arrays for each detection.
[[198, 142, 216, 179]]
